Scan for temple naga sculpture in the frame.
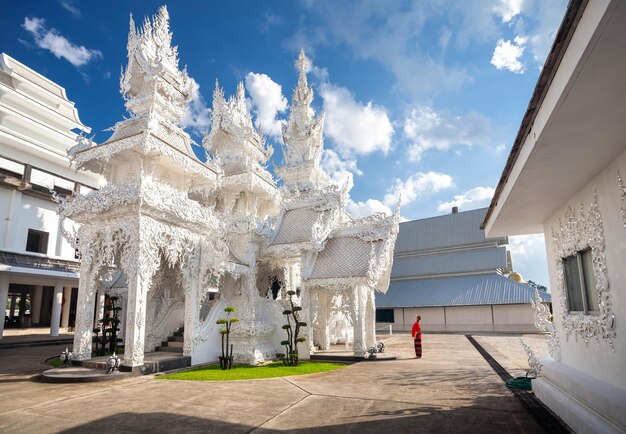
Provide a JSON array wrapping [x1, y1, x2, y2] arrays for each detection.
[[59, 6, 399, 368]]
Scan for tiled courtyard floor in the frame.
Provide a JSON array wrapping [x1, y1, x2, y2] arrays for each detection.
[[0, 333, 550, 433]]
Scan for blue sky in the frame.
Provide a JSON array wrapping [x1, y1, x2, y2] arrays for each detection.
[[1, 0, 568, 287]]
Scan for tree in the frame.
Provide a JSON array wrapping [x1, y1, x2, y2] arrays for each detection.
[[276, 290, 307, 366]]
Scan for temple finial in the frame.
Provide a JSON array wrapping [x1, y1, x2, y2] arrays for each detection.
[[296, 48, 310, 78], [129, 13, 136, 35]]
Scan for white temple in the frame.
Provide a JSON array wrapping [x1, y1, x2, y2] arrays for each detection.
[[59, 6, 399, 369]]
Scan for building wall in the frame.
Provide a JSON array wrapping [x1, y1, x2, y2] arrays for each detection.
[[380, 304, 539, 333], [0, 186, 78, 259], [543, 147, 626, 390]]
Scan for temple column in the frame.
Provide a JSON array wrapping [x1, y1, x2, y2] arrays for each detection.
[[182, 248, 201, 360], [123, 269, 150, 367], [352, 285, 367, 357], [73, 265, 97, 360], [61, 286, 72, 329], [31, 285, 43, 325], [50, 282, 64, 336], [94, 288, 106, 329], [122, 222, 158, 368], [0, 274, 9, 338], [364, 289, 377, 350], [312, 289, 330, 350]]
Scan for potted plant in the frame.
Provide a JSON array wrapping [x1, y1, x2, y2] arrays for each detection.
[[216, 306, 239, 370], [277, 290, 307, 366]]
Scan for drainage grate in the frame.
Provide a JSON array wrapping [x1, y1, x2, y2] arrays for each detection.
[[465, 335, 572, 434]]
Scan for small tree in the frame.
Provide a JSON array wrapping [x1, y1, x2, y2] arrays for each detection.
[[276, 290, 307, 366], [216, 306, 239, 370], [92, 296, 122, 356]]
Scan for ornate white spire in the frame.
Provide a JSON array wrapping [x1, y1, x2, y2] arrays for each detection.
[[204, 81, 272, 164], [278, 49, 328, 189], [120, 5, 191, 124]]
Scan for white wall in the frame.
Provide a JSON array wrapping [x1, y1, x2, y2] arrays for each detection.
[[493, 304, 535, 325], [380, 304, 539, 333], [543, 148, 626, 390], [4, 193, 77, 260]]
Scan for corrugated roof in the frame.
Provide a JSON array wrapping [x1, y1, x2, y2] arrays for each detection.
[[395, 208, 507, 254], [376, 273, 551, 307], [392, 246, 507, 278]]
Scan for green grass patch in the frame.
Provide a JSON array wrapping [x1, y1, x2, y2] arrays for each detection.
[[157, 361, 345, 381], [47, 357, 62, 367]]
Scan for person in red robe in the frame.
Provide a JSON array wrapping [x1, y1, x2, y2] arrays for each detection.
[[411, 315, 422, 358]]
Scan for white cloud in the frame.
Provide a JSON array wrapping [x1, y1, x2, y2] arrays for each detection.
[[259, 12, 282, 33], [347, 199, 392, 219], [493, 0, 524, 23], [404, 106, 491, 162], [320, 82, 393, 156], [245, 72, 288, 141], [383, 172, 453, 207], [287, 1, 506, 99], [525, 0, 568, 64], [321, 149, 361, 192], [180, 77, 211, 135], [22, 17, 101, 67], [491, 36, 526, 73], [508, 233, 549, 286], [60, 1, 82, 18], [436, 186, 495, 213]]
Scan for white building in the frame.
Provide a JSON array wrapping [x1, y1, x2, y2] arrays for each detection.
[[483, 0, 626, 432], [61, 6, 398, 370], [0, 53, 103, 339]]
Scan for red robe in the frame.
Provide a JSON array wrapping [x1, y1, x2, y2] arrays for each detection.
[[412, 322, 422, 358]]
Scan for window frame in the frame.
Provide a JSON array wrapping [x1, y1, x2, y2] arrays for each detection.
[[25, 229, 49, 254], [563, 248, 598, 315]]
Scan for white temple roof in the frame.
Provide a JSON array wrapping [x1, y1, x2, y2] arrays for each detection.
[[271, 207, 323, 245], [309, 236, 383, 279]]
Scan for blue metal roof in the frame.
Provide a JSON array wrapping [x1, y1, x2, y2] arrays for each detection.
[[376, 273, 551, 307], [395, 208, 508, 254], [392, 246, 507, 278]]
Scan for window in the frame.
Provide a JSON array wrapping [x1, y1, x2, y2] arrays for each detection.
[[376, 309, 395, 323], [563, 249, 598, 313], [26, 229, 49, 254]]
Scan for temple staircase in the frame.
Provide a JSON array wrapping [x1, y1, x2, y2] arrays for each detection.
[[156, 327, 184, 353]]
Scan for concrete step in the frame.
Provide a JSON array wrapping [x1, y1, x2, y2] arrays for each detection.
[[159, 340, 183, 348], [156, 345, 183, 353], [167, 336, 184, 343], [74, 352, 190, 375]]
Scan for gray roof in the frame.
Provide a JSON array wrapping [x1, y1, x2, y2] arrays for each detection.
[[376, 273, 551, 307], [395, 208, 507, 254], [271, 208, 321, 245], [392, 246, 508, 278], [310, 236, 383, 279]]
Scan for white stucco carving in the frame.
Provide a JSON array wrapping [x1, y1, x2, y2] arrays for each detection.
[[551, 194, 615, 349], [62, 6, 399, 367]]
